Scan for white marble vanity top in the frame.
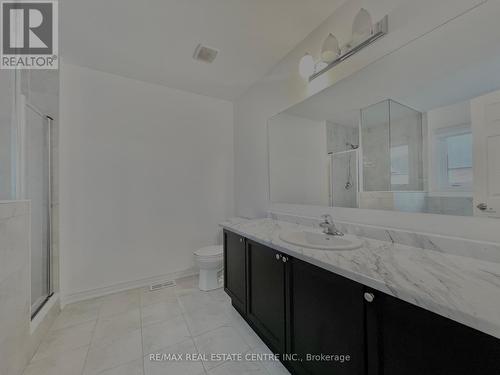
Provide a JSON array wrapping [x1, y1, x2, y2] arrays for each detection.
[[220, 218, 500, 340]]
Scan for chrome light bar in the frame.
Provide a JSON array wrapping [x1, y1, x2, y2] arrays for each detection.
[[309, 15, 389, 82]]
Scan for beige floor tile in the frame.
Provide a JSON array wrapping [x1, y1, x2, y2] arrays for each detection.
[[207, 358, 267, 375], [142, 315, 191, 355], [92, 309, 141, 346], [183, 304, 230, 336], [193, 326, 250, 370], [144, 339, 204, 375], [224, 308, 265, 349], [176, 289, 222, 314], [99, 289, 141, 318], [23, 346, 88, 375], [250, 345, 290, 375], [205, 288, 231, 304], [140, 287, 177, 307], [50, 302, 100, 331], [94, 358, 144, 375], [26, 280, 283, 375], [84, 329, 143, 375], [141, 300, 182, 327], [33, 321, 95, 361]]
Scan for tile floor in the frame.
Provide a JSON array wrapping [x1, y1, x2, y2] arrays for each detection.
[[23, 276, 290, 375]]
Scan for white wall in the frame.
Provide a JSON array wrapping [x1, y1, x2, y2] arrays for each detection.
[[60, 64, 234, 301], [269, 114, 328, 205], [427, 101, 471, 133], [233, 0, 500, 242]]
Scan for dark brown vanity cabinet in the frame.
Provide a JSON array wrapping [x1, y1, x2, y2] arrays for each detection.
[[246, 239, 289, 354], [223, 229, 500, 375], [288, 259, 366, 375], [366, 290, 500, 375], [223, 230, 247, 313]]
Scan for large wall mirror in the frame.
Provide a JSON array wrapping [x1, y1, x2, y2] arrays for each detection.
[[268, 5, 500, 218]]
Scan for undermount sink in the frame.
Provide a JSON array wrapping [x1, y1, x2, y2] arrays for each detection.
[[279, 231, 363, 251]]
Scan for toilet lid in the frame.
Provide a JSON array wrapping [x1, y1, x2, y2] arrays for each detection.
[[194, 245, 223, 257]]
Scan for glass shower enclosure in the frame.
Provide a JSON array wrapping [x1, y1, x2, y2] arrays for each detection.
[[1, 71, 53, 318], [23, 100, 53, 317], [361, 99, 424, 192]]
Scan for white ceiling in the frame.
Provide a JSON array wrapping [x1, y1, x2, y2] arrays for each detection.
[[61, 0, 346, 101]]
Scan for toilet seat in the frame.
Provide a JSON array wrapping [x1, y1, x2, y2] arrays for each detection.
[[194, 245, 223, 258]]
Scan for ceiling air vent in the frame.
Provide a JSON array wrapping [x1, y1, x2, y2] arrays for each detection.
[[193, 44, 219, 63]]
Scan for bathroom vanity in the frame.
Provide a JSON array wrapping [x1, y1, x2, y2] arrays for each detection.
[[222, 219, 500, 375]]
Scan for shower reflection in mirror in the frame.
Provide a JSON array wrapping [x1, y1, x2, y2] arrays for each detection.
[[268, 96, 481, 217]]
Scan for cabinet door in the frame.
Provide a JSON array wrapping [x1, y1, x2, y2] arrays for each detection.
[[371, 291, 500, 375], [246, 240, 288, 354], [223, 230, 246, 313], [289, 259, 366, 375]]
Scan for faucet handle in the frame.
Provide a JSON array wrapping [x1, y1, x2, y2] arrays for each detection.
[[321, 214, 333, 223], [319, 214, 332, 234], [319, 214, 344, 236]]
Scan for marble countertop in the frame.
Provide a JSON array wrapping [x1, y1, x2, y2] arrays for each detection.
[[220, 218, 500, 339]]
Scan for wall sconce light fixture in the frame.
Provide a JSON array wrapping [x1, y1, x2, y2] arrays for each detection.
[[299, 53, 315, 79], [321, 33, 340, 64], [299, 9, 388, 82], [352, 8, 373, 45]]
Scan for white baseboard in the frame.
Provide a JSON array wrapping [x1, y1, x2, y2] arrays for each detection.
[[61, 268, 198, 306]]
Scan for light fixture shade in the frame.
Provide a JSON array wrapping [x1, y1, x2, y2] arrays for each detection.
[[321, 33, 340, 64], [352, 8, 373, 44], [299, 53, 315, 79]]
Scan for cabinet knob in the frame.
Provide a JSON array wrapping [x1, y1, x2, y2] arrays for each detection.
[[282, 256, 288, 263], [239, 238, 243, 243], [275, 254, 281, 260], [364, 292, 375, 303]]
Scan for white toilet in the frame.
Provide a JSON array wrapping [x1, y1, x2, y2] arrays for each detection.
[[193, 245, 223, 291]]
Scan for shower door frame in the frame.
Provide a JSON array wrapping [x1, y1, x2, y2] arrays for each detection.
[[18, 94, 54, 319]]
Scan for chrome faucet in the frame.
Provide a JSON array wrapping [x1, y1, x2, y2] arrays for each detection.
[[319, 214, 344, 236]]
